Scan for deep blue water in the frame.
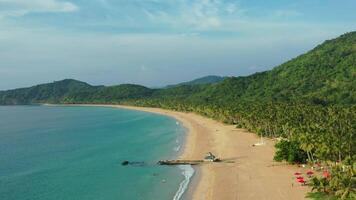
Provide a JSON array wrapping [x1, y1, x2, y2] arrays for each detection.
[[0, 105, 188, 200]]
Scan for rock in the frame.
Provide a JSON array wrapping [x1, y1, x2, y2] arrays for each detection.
[[121, 160, 129, 166]]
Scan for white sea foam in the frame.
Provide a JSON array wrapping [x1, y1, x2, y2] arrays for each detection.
[[174, 145, 181, 152], [173, 165, 195, 200], [174, 138, 181, 151]]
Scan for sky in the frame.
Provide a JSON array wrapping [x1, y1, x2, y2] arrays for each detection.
[[0, 0, 355, 90]]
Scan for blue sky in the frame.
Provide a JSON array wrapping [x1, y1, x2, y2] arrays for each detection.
[[0, 0, 355, 89]]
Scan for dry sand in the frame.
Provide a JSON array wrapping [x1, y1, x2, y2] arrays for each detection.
[[84, 104, 310, 200]]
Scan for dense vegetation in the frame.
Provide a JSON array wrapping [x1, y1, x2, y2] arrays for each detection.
[[274, 140, 308, 164], [1, 31, 355, 199], [0, 79, 154, 105], [0, 79, 96, 105], [309, 164, 355, 200], [165, 75, 225, 88]]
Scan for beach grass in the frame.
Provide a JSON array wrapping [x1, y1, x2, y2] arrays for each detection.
[[306, 192, 352, 200]]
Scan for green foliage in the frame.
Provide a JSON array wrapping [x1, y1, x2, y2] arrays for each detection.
[[64, 84, 154, 104], [0, 80, 154, 105], [309, 165, 356, 200], [188, 31, 356, 105], [165, 75, 225, 88], [310, 177, 331, 194], [330, 165, 356, 199], [0, 79, 95, 104], [306, 192, 339, 200], [274, 140, 307, 163]]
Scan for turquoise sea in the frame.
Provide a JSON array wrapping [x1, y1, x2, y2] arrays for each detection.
[[0, 105, 192, 200]]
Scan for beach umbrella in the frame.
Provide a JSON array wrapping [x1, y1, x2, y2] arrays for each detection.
[[323, 171, 330, 179], [297, 179, 306, 184], [307, 171, 314, 176], [296, 176, 304, 179], [294, 172, 302, 176]]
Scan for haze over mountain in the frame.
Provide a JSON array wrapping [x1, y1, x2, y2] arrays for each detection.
[[165, 76, 226, 88], [1, 32, 355, 105]]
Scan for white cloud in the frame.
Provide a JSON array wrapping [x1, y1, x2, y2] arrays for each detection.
[[0, 21, 350, 90], [226, 3, 237, 14], [0, 0, 354, 89], [142, 0, 241, 30], [271, 9, 302, 18], [0, 0, 78, 18]]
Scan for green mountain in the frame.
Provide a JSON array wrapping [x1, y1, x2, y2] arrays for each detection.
[[0, 79, 95, 105], [187, 31, 356, 105], [142, 31, 355, 106], [165, 75, 226, 88], [64, 84, 154, 104], [0, 79, 153, 105], [0, 31, 355, 106]]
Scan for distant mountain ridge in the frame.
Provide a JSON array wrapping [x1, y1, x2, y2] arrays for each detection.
[[0, 79, 153, 105], [0, 79, 95, 105], [165, 75, 226, 88], [0, 31, 355, 105]]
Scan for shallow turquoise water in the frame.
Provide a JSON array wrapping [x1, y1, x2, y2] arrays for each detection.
[[0, 105, 186, 200]]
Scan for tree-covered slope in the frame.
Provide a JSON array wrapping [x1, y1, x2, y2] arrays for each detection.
[[0, 79, 96, 104], [62, 84, 154, 104], [165, 75, 225, 88], [0, 80, 154, 105], [192, 32, 356, 105]]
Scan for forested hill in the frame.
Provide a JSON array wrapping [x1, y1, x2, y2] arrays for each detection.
[[0, 79, 95, 105], [272, 31, 356, 104], [188, 31, 356, 105], [0, 79, 153, 105], [0, 31, 355, 106]]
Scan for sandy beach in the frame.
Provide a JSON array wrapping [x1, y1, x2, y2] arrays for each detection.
[[85, 104, 310, 200]]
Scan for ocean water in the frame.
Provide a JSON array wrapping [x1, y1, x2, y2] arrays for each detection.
[[0, 105, 192, 200]]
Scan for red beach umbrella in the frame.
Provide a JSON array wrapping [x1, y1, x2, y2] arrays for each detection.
[[297, 179, 306, 184], [307, 171, 314, 176], [294, 172, 302, 176], [323, 171, 330, 179], [296, 176, 304, 179]]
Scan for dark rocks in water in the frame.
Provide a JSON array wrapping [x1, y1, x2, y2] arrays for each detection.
[[121, 161, 129, 166], [121, 161, 145, 166]]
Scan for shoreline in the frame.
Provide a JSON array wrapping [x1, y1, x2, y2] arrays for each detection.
[[50, 104, 309, 199]]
